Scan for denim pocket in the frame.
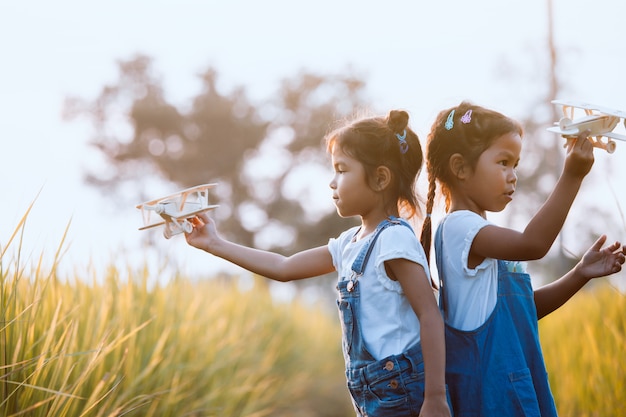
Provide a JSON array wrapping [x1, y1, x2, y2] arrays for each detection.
[[364, 371, 412, 415], [509, 368, 542, 417]]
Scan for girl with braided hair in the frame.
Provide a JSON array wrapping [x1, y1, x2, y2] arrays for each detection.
[[420, 101, 625, 416]]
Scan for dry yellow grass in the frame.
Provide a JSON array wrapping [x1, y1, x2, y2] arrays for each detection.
[[1, 209, 353, 417], [4, 205, 625, 416], [540, 284, 626, 416]]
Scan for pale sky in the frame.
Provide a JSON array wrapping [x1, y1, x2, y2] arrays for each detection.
[[1, 0, 626, 282]]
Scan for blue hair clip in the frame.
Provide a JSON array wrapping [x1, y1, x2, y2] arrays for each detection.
[[461, 109, 472, 124], [396, 130, 408, 154], [445, 110, 455, 130]]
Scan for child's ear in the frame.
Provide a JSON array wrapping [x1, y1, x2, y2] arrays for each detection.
[[373, 166, 392, 191], [449, 153, 468, 180]]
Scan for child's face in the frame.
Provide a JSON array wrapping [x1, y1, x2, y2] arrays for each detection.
[[329, 145, 378, 218], [463, 132, 521, 214]]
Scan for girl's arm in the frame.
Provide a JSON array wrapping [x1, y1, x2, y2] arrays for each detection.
[[185, 213, 335, 281], [535, 235, 625, 319], [473, 131, 594, 262], [390, 259, 451, 417]]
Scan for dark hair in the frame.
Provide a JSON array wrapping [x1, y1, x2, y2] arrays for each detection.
[[419, 101, 523, 263], [325, 109, 424, 219]]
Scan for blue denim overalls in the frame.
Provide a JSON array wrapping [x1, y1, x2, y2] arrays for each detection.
[[435, 222, 558, 417], [337, 217, 429, 417]]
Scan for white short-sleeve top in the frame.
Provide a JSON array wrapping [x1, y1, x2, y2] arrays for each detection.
[[437, 210, 498, 331], [328, 223, 431, 360]]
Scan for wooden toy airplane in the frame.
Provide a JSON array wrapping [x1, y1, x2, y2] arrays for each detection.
[[137, 183, 218, 239], [547, 99, 626, 153]]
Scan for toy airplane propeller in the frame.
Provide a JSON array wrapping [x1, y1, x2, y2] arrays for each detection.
[[547, 99, 626, 153], [137, 183, 218, 239]]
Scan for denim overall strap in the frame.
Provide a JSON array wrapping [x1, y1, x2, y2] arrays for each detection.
[[347, 216, 413, 292], [434, 222, 447, 318], [434, 222, 558, 417], [338, 217, 428, 416], [351, 217, 413, 275]]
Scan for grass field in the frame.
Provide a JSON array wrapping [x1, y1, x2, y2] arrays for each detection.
[[539, 283, 626, 417], [2, 210, 625, 416], [1, 212, 354, 416], [1, 260, 355, 416]]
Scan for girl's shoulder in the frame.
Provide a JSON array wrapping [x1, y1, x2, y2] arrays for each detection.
[[380, 219, 417, 240], [442, 210, 490, 233], [328, 225, 361, 249], [446, 209, 484, 222], [438, 211, 492, 254], [377, 220, 425, 257]]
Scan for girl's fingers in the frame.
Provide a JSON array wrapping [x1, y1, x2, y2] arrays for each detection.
[[590, 234, 607, 251], [196, 212, 210, 222], [190, 216, 203, 227]]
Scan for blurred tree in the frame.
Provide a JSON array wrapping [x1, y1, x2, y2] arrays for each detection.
[[63, 55, 364, 256]]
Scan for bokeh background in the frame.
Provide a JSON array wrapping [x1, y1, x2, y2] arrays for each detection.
[[3, 0, 626, 280]]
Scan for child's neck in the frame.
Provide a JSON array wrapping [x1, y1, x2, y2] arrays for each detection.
[[449, 201, 486, 219], [358, 211, 399, 240]]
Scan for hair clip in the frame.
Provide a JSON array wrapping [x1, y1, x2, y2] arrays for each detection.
[[445, 110, 455, 130], [461, 109, 472, 124], [396, 130, 408, 154]]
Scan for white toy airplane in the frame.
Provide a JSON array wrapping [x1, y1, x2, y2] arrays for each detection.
[[137, 183, 218, 239], [547, 99, 626, 154]]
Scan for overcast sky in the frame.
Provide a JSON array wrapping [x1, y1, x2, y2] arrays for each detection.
[[2, 0, 626, 282]]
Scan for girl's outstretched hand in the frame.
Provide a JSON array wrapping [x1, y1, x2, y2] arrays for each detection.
[[576, 235, 626, 281], [185, 212, 219, 253]]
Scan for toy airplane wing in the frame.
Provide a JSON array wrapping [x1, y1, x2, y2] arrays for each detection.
[[552, 99, 626, 119], [138, 220, 166, 231], [589, 105, 626, 120], [552, 99, 595, 110], [136, 183, 217, 210], [604, 131, 626, 142], [169, 205, 219, 220]]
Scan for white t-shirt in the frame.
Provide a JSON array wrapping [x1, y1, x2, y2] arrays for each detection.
[[328, 222, 431, 360], [436, 210, 498, 331]]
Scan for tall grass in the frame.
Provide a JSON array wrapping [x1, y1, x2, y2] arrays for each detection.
[[1, 210, 353, 417], [3, 206, 625, 416], [540, 284, 626, 416]]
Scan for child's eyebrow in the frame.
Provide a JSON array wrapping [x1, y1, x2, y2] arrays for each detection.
[[496, 149, 518, 160]]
